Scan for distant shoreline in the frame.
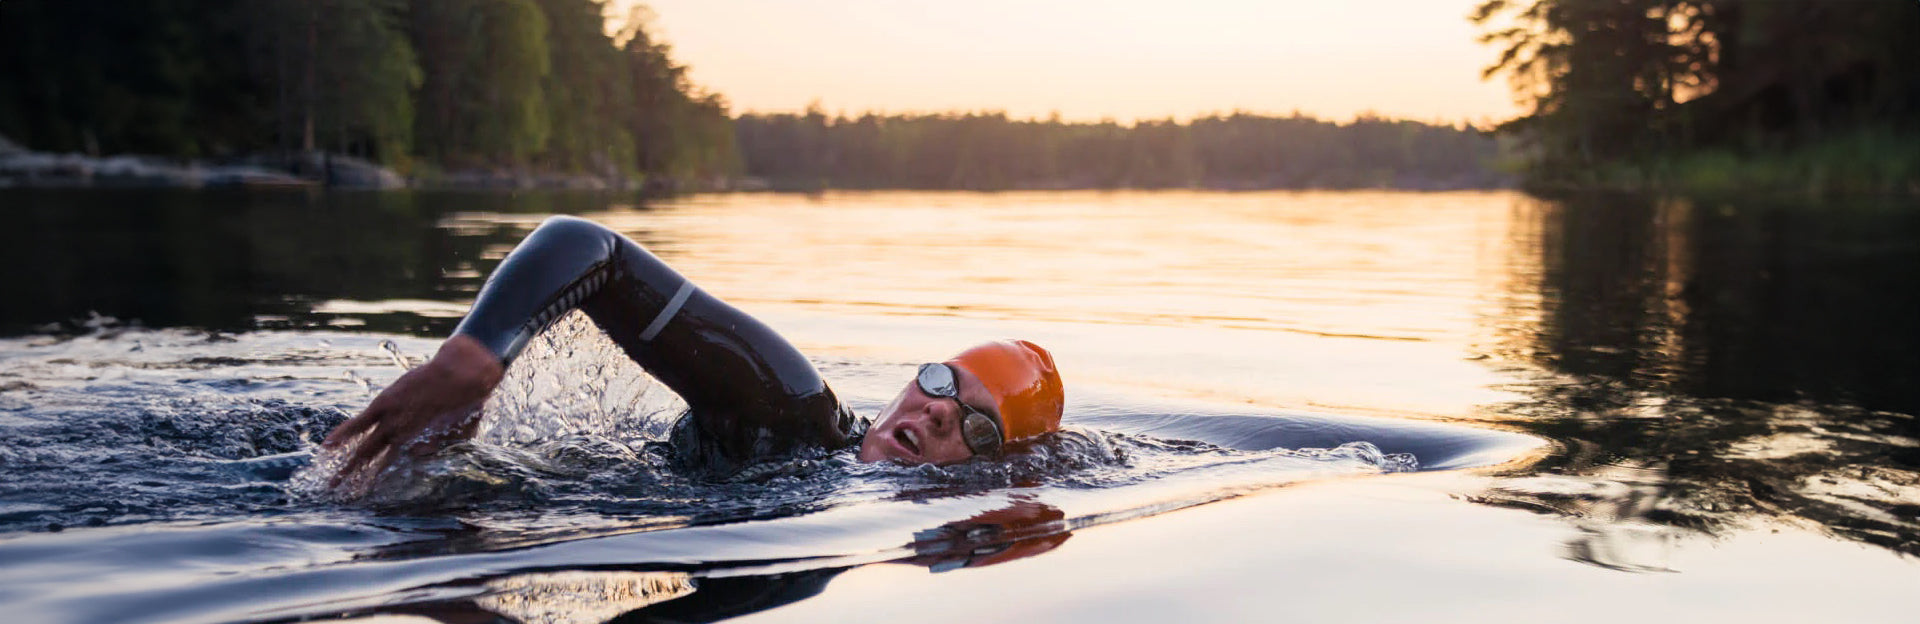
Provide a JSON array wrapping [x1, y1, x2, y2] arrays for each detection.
[[0, 142, 651, 192], [0, 142, 1514, 193]]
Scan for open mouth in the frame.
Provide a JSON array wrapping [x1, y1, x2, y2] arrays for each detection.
[[894, 427, 922, 457]]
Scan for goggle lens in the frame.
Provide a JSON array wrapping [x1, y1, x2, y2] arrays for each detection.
[[961, 411, 1003, 456], [916, 362, 958, 397]]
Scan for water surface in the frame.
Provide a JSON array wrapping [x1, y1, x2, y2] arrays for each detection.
[[0, 189, 1914, 622]]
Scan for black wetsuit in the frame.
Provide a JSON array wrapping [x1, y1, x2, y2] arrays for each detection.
[[452, 216, 863, 474]]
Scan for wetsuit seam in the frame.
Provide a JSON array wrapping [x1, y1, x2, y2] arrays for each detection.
[[512, 258, 613, 358]]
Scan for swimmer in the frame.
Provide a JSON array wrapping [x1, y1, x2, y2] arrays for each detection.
[[323, 216, 1065, 487]]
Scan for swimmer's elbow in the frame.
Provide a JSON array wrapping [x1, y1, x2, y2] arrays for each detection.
[[529, 215, 620, 254]]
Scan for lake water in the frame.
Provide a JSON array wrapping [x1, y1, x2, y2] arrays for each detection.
[[0, 189, 1914, 623]]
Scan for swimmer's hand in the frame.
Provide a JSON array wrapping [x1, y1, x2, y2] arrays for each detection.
[[322, 335, 504, 490]]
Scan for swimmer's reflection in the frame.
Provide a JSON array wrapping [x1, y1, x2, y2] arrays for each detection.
[[902, 498, 1072, 572], [359, 500, 1071, 624]]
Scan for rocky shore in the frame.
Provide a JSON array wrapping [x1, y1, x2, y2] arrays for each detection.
[[0, 135, 655, 191]]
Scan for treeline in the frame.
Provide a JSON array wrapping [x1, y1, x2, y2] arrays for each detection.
[[734, 110, 1505, 191], [0, 0, 1511, 191], [0, 0, 734, 181], [1474, 0, 1920, 193]]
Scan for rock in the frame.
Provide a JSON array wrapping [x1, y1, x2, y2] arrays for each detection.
[[90, 155, 201, 187], [0, 139, 639, 191], [201, 165, 313, 188], [0, 149, 212, 188], [316, 153, 405, 189]]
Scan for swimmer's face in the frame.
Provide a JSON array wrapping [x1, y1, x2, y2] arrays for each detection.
[[860, 364, 999, 465]]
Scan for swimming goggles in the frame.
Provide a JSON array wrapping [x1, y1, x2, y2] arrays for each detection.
[[916, 363, 1005, 457]]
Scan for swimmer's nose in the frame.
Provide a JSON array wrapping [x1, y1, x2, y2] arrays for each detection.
[[924, 397, 958, 434]]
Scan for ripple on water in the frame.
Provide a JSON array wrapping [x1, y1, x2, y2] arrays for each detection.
[[0, 318, 1537, 624], [5, 319, 1436, 539]]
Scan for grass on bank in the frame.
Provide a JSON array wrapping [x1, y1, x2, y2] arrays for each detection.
[[1524, 129, 1920, 196]]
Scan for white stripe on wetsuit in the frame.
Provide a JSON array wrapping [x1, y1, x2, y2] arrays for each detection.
[[640, 281, 696, 341]]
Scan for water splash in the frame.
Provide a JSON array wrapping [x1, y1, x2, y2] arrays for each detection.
[[4, 323, 1428, 540], [476, 312, 686, 445], [377, 339, 413, 371]]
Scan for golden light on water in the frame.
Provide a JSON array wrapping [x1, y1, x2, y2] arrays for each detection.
[[578, 190, 1530, 417], [618, 0, 1519, 123], [594, 191, 1504, 341]]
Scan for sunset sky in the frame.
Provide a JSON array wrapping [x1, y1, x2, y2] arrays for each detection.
[[613, 0, 1522, 125]]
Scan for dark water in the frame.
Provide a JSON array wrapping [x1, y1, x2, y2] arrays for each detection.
[[0, 189, 1915, 623], [1492, 194, 1920, 558]]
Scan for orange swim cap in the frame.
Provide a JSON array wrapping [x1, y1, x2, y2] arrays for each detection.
[[946, 340, 1064, 443]]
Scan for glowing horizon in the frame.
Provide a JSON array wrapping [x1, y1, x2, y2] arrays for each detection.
[[613, 0, 1521, 125]]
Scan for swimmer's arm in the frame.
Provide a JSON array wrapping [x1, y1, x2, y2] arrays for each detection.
[[324, 216, 642, 488], [348, 217, 847, 464], [322, 214, 645, 485], [450, 216, 637, 366], [321, 334, 503, 488], [464, 217, 854, 455], [322, 216, 631, 489]]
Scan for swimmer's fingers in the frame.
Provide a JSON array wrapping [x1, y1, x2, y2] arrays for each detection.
[[319, 337, 503, 493], [321, 411, 373, 450], [329, 413, 420, 489], [404, 404, 485, 458], [326, 424, 384, 488], [323, 394, 398, 449], [330, 430, 397, 489], [329, 400, 478, 489], [325, 340, 501, 452]]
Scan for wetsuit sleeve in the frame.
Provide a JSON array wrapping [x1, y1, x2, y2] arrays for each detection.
[[452, 216, 859, 468]]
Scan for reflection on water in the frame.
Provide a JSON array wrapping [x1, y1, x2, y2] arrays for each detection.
[[0, 189, 618, 335], [475, 571, 696, 624], [331, 498, 1076, 623], [0, 189, 1517, 345], [1484, 193, 1920, 565]]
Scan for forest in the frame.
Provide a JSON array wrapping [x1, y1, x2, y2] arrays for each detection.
[[0, 0, 736, 184], [736, 110, 1504, 191], [1475, 0, 1920, 193], [8, 1, 1908, 192], [0, 0, 1501, 190]]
